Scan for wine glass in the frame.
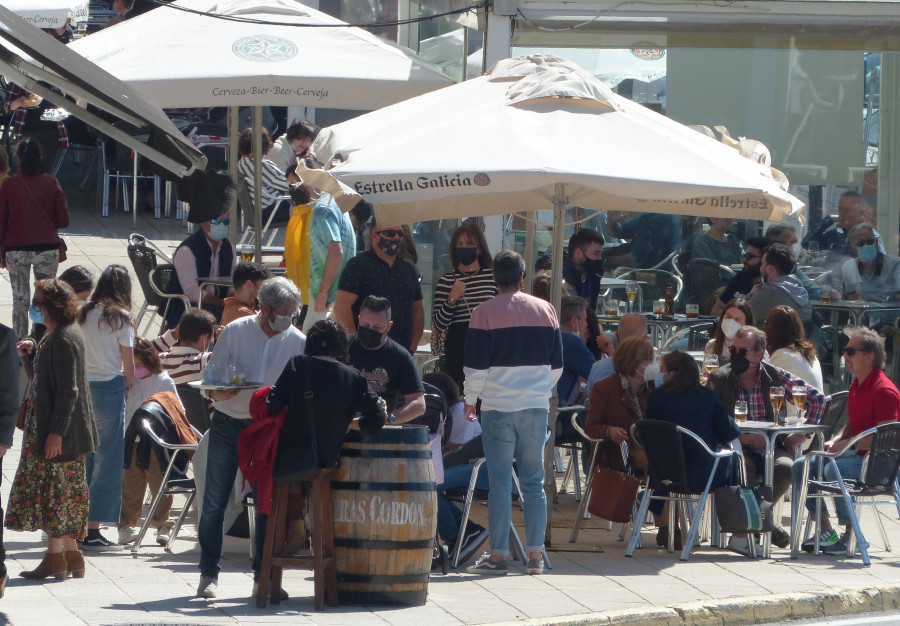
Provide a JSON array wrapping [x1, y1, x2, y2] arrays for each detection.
[[625, 281, 639, 313], [701, 355, 718, 385], [769, 387, 785, 423]]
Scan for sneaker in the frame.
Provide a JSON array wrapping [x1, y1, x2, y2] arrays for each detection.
[[456, 523, 490, 565], [802, 529, 840, 553], [117, 526, 139, 545], [81, 533, 124, 552], [252, 581, 289, 601], [155, 527, 172, 546], [822, 531, 869, 556], [770, 526, 791, 549], [727, 535, 753, 557], [526, 557, 544, 575], [197, 576, 217, 598], [466, 553, 507, 576]]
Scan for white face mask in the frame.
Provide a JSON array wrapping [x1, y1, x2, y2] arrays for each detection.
[[721, 318, 743, 339], [642, 360, 660, 384], [270, 313, 293, 333]]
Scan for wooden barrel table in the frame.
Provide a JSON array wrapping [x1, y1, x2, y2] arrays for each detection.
[[331, 425, 437, 605]]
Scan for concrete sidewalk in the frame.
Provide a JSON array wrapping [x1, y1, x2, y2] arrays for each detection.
[[2, 185, 900, 625]]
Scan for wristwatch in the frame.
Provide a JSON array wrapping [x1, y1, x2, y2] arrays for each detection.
[[446, 298, 457, 307], [388, 413, 397, 424]]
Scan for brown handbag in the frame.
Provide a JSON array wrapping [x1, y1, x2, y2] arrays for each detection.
[[587, 464, 641, 523]]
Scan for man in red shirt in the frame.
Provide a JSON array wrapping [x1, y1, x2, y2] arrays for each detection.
[[792, 327, 900, 555]]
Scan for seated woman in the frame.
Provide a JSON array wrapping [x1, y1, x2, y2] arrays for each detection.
[[765, 305, 824, 392], [646, 350, 741, 546], [704, 299, 753, 367]]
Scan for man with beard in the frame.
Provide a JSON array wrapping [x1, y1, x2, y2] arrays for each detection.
[[334, 220, 424, 353], [711, 237, 770, 317], [562, 229, 605, 310]]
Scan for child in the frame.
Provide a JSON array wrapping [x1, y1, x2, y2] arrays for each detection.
[[118, 338, 181, 546]]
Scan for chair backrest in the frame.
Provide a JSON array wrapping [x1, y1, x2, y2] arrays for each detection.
[[820, 391, 849, 440], [860, 423, 900, 494], [632, 419, 692, 493], [614, 270, 683, 312], [149, 264, 178, 299], [236, 177, 257, 226], [410, 382, 452, 448], [176, 384, 210, 433], [127, 242, 163, 308], [686, 258, 733, 315]]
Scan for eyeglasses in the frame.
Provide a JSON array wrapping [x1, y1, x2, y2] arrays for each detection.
[[843, 347, 868, 356], [211, 218, 231, 226], [375, 229, 403, 238], [729, 346, 754, 357], [743, 252, 761, 261], [853, 238, 876, 247]]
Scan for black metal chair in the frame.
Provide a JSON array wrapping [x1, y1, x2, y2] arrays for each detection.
[[148, 264, 191, 334], [127, 234, 189, 335], [626, 419, 737, 560], [685, 258, 735, 316], [792, 422, 900, 565], [176, 383, 211, 433], [555, 405, 587, 500]]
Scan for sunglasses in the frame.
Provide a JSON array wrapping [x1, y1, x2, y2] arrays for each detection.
[[729, 346, 755, 357], [853, 238, 876, 247], [211, 218, 231, 226], [843, 347, 868, 356], [743, 252, 761, 260], [375, 229, 403, 238]]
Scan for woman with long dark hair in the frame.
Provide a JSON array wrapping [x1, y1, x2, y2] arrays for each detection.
[[0, 138, 69, 339], [77, 264, 135, 550], [431, 223, 497, 387], [765, 305, 823, 391], [704, 299, 754, 367]]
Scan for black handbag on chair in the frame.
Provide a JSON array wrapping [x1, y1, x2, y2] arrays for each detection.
[[273, 357, 319, 482]]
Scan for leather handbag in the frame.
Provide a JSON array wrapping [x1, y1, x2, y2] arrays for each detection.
[[273, 357, 318, 482], [587, 464, 641, 523], [714, 484, 774, 533]]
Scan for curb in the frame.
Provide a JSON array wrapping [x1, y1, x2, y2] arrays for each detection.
[[485, 583, 900, 626]]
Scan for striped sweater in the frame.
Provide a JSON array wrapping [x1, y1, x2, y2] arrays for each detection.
[[432, 267, 498, 332], [463, 290, 563, 412]]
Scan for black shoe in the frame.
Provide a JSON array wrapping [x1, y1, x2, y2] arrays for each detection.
[[771, 526, 791, 549], [656, 526, 683, 550], [457, 523, 490, 565], [81, 533, 123, 552]]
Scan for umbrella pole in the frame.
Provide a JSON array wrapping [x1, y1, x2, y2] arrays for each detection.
[[228, 106, 239, 244], [133, 152, 138, 229], [545, 184, 567, 547], [252, 106, 263, 265], [523, 212, 535, 293]]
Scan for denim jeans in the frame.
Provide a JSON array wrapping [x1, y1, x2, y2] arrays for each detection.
[[436, 463, 491, 542], [85, 376, 126, 523], [198, 410, 248, 579], [480, 408, 549, 556], [791, 450, 865, 526]]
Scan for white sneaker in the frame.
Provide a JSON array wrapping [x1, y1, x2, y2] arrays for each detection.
[[118, 527, 139, 545], [197, 576, 217, 598], [155, 527, 172, 546]]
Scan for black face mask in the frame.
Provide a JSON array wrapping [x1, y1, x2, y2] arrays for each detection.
[[377, 238, 401, 257], [456, 247, 478, 267], [357, 325, 385, 349], [730, 352, 754, 375], [582, 257, 604, 276]]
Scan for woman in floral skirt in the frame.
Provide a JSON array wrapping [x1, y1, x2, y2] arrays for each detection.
[[6, 278, 98, 581]]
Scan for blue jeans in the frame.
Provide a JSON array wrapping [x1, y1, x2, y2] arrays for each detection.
[[85, 376, 126, 523], [436, 463, 491, 542], [480, 408, 549, 556], [791, 450, 865, 526], [198, 410, 249, 579]]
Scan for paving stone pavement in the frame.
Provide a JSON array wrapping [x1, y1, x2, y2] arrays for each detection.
[[2, 180, 900, 625]]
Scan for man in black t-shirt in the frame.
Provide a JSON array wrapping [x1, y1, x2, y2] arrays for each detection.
[[347, 296, 425, 423], [711, 237, 768, 317]]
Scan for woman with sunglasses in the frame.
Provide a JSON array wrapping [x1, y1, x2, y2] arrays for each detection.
[[790, 328, 900, 555], [164, 205, 236, 328]]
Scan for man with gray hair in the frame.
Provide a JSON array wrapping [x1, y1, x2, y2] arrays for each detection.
[[841, 223, 900, 304], [196, 277, 306, 599], [586, 313, 648, 393]]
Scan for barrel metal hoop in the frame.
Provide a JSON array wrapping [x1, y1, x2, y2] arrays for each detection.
[[339, 573, 431, 584], [333, 538, 434, 550], [331, 481, 436, 491], [339, 449, 431, 459]]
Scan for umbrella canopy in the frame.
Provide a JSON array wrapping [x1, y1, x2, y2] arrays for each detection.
[[67, 0, 453, 108], [315, 54, 802, 226], [3, 0, 88, 29]]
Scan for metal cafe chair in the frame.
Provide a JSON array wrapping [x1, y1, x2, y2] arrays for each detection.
[[792, 423, 900, 565]]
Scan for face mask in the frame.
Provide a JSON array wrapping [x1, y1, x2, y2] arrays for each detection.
[[357, 325, 385, 349], [642, 361, 660, 384], [721, 318, 742, 340], [582, 257, 604, 276], [269, 313, 293, 333], [28, 305, 45, 325], [134, 364, 150, 380], [857, 244, 878, 263], [654, 373, 666, 388], [731, 352, 754, 375], [456, 247, 478, 266], [791, 243, 803, 259], [208, 222, 228, 241], [377, 237, 402, 257]]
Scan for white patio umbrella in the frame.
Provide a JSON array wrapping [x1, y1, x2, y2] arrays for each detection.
[[67, 0, 453, 109], [2, 0, 89, 29]]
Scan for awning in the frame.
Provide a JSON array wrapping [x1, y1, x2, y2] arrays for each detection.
[[0, 3, 206, 177]]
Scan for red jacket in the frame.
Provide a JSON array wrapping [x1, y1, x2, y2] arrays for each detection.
[[0, 173, 68, 248], [237, 386, 286, 515]]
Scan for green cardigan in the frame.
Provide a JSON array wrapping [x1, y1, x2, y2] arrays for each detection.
[[27, 323, 98, 462]]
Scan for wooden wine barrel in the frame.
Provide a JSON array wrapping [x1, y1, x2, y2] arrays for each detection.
[[331, 425, 437, 606]]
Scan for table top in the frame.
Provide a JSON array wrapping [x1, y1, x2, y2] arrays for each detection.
[[738, 421, 829, 434], [811, 300, 899, 311], [596, 313, 716, 326], [237, 244, 285, 255]]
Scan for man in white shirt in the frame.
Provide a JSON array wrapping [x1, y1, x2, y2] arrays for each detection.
[[196, 278, 305, 599]]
